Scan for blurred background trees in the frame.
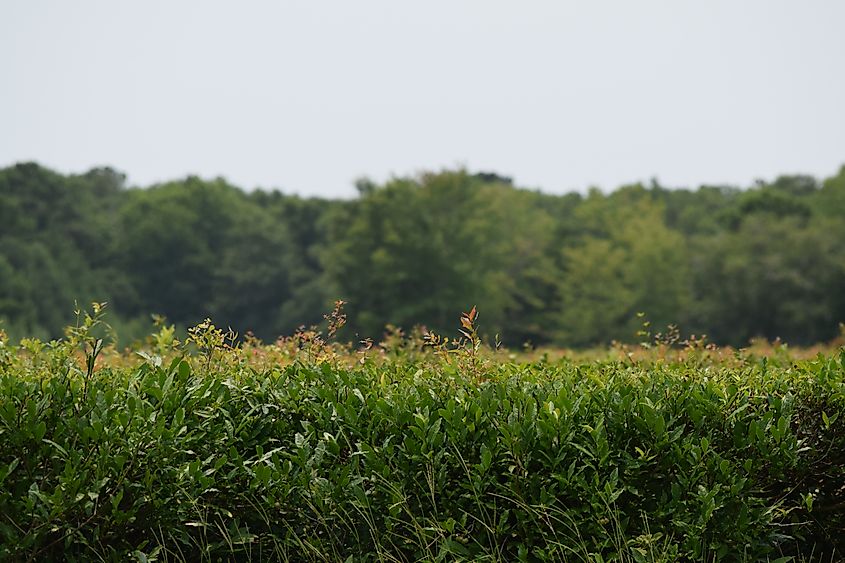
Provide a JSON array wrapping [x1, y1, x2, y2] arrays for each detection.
[[1, 161, 844, 348]]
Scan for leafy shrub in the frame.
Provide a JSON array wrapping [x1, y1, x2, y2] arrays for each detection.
[[0, 319, 843, 561]]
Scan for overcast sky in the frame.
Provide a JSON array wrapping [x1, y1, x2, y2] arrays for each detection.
[[2, 1, 844, 197]]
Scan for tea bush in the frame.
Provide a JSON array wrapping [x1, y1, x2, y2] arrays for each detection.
[[0, 330, 843, 561]]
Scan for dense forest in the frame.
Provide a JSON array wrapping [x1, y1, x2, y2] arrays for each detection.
[[1, 162, 844, 347]]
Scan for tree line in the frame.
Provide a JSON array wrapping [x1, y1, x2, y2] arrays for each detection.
[[1, 162, 844, 347]]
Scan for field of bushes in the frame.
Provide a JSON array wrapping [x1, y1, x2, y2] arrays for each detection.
[[1, 307, 844, 561]]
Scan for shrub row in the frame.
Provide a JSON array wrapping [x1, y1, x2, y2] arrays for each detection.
[[1, 349, 844, 561]]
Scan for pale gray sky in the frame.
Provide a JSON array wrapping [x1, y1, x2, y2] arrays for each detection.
[[2, 1, 844, 197]]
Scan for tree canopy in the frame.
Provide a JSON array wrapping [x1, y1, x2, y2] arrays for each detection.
[[1, 162, 844, 347]]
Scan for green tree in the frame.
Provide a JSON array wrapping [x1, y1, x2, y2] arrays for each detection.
[[116, 177, 240, 323], [322, 171, 558, 344], [691, 215, 844, 345], [555, 189, 690, 346]]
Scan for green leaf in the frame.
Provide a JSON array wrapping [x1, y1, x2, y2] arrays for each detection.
[[178, 360, 191, 380], [33, 421, 46, 442], [480, 445, 492, 471], [0, 458, 19, 485]]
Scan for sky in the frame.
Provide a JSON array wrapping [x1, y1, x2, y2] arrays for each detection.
[[2, 1, 844, 198]]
